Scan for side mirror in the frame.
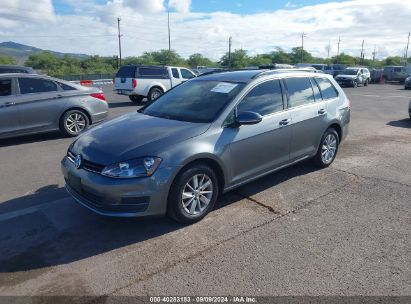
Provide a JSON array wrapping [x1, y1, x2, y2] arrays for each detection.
[[235, 111, 263, 126]]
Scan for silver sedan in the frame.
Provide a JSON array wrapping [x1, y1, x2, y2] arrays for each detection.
[[0, 73, 108, 139]]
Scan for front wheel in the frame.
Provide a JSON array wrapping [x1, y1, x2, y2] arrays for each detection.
[[167, 164, 219, 224], [148, 87, 163, 102], [60, 110, 89, 137], [313, 128, 339, 168], [364, 79, 369, 86]]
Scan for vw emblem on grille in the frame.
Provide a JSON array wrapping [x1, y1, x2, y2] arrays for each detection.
[[75, 155, 82, 169]]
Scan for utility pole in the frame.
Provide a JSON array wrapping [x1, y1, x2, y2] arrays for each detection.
[[336, 36, 341, 63], [117, 17, 122, 68], [372, 45, 376, 68], [326, 41, 331, 59], [228, 36, 232, 68], [405, 32, 410, 66], [168, 10, 171, 51], [300, 32, 306, 63], [360, 39, 365, 66]]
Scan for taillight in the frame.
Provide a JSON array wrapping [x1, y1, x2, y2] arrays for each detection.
[[132, 79, 137, 88], [90, 92, 106, 101]]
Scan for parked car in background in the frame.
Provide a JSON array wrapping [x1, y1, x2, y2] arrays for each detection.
[[324, 64, 347, 77], [62, 70, 350, 224], [408, 99, 411, 119], [0, 65, 36, 74], [383, 66, 408, 82], [0, 74, 108, 139], [114, 65, 196, 103], [335, 67, 370, 87], [403, 75, 411, 89]]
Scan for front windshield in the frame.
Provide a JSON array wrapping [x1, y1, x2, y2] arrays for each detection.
[[141, 80, 245, 123], [341, 69, 359, 75]]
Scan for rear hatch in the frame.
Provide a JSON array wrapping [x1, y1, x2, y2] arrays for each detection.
[[114, 66, 136, 91]]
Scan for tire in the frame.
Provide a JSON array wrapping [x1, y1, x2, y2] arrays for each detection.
[[148, 87, 163, 102], [353, 81, 358, 88], [129, 95, 144, 103], [60, 109, 90, 137], [313, 128, 339, 168], [364, 79, 369, 86], [167, 163, 219, 224]]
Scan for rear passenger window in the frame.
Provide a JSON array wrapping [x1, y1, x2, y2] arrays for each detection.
[[0, 79, 12, 96], [314, 78, 338, 99], [18, 78, 58, 94], [285, 77, 315, 107], [310, 78, 322, 101], [57, 82, 76, 91], [116, 66, 136, 78], [139, 68, 167, 76], [172, 68, 180, 78], [237, 80, 283, 116]]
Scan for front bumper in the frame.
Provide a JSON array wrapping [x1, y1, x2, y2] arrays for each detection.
[[336, 79, 356, 86], [61, 156, 176, 217]]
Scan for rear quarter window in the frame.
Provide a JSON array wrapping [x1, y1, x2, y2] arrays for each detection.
[[138, 67, 167, 77], [315, 78, 339, 100], [116, 66, 136, 78]]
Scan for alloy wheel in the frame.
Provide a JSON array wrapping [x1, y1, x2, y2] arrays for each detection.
[[65, 112, 86, 134], [321, 134, 337, 164], [181, 174, 213, 215]]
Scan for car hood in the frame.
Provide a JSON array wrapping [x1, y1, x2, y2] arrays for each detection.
[[71, 112, 210, 165], [336, 75, 357, 79]]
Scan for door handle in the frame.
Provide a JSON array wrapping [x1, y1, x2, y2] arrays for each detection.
[[318, 109, 327, 115], [279, 118, 291, 126], [54, 94, 63, 99]]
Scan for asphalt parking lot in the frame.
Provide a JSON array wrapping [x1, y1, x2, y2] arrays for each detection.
[[0, 84, 410, 296]]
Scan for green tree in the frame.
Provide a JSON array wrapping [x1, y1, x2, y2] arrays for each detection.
[[289, 47, 315, 64], [0, 55, 16, 64], [331, 53, 356, 66], [383, 56, 402, 66], [271, 48, 292, 64], [248, 54, 272, 66], [187, 53, 214, 68], [220, 49, 250, 68]]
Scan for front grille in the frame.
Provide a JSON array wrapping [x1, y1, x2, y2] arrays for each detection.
[[67, 150, 105, 174]]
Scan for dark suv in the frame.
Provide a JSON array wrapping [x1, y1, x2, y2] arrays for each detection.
[[0, 65, 36, 74]]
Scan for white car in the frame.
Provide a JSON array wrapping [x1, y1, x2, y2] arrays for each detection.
[[114, 65, 196, 103], [335, 67, 371, 87]]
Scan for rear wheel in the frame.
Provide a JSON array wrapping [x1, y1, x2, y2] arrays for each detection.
[[148, 87, 163, 102], [313, 128, 339, 168], [167, 164, 219, 224], [364, 79, 369, 86], [129, 95, 144, 103], [60, 109, 89, 137]]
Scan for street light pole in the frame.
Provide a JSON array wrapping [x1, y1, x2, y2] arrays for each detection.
[[168, 10, 171, 51]]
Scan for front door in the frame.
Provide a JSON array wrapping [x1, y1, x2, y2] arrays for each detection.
[[227, 79, 291, 184], [15, 77, 65, 131], [0, 77, 21, 136]]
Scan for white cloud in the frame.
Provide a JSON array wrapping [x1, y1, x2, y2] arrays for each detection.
[[285, 2, 297, 8], [0, 0, 410, 61], [168, 0, 192, 13]]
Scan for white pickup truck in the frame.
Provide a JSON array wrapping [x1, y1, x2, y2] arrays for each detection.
[[114, 65, 196, 103]]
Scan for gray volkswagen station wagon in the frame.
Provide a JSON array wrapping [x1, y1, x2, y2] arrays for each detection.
[[62, 70, 350, 224]]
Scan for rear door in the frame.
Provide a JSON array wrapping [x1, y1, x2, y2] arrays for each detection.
[[284, 76, 326, 160], [228, 79, 291, 183], [170, 67, 182, 87], [0, 77, 21, 135], [15, 77, 65, 131], [114, 66, 136, 91]]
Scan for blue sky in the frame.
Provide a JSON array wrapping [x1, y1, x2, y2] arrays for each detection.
[[52, 0, 346, 15]]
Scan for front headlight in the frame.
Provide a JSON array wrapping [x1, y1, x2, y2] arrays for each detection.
[[102, 157, 162, 178]]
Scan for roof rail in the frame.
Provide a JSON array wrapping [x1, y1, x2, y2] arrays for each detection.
[[252, 68, 323, 79]]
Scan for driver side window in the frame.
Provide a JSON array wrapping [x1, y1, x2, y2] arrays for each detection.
[[237, 80, 284, 116]]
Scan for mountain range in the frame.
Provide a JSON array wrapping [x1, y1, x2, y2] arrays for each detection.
[[0, 41, 89, 64]]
